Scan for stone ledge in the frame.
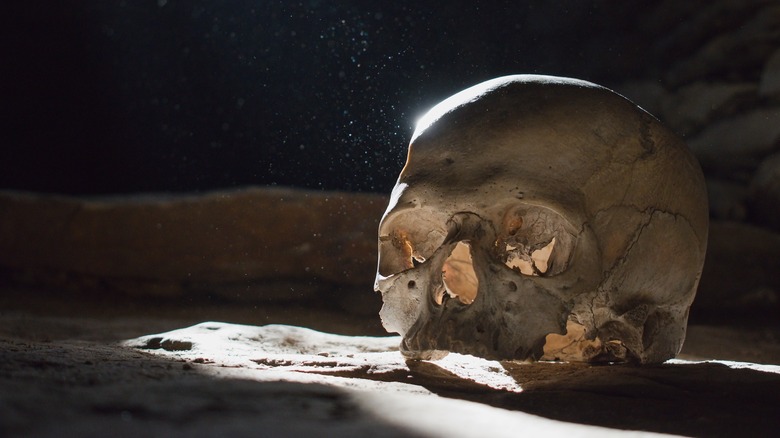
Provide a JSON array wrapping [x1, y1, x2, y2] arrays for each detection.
[[2, 187, 779, 320], [0, 187, 387, 305]]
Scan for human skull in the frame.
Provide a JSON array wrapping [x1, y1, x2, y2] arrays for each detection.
[[374, 75, 708, 364]]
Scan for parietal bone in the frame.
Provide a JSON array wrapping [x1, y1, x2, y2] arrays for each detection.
[[374, 75, 708, 364]]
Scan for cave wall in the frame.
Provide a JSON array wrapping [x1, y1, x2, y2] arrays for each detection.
[[1, 0, 779, 324]]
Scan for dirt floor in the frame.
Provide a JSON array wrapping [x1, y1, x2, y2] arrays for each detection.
[[2, 287, 780, 437]]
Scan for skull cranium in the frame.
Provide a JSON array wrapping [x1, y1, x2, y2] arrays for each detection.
[[374, 75, 708, 364]]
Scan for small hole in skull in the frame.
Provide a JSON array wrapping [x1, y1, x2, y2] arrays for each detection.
[[441, 241, 479, 305], [407, 280, 416, 289], [507, 281, 517, 291]]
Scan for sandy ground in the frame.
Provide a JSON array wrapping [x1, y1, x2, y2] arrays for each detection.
[[2, 288, 780, 437]]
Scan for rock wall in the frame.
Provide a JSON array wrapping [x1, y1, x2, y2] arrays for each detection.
[[1, 186, 778, 321], [0, 188, 386, 314], [2, 0, 780, 322]]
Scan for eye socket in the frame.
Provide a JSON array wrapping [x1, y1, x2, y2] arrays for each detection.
[[377, 211, 447, 277], [497, 205, 575, 277]]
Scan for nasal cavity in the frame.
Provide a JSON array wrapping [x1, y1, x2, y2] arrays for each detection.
[[441, 241, 478, 305]]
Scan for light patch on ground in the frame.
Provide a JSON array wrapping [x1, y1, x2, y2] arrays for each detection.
[[124, 322, 675, 437], [666, 358, 780, 374], [124, 322, 522, 393]]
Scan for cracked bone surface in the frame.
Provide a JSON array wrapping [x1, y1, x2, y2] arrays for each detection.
[[375, 75, 708, 364]]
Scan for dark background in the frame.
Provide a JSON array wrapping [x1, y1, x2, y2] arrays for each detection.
[[1, 1, 660, 195]]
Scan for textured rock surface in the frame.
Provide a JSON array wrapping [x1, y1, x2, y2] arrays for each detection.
[[688, 108, 780, 165], [706, 179, 748, 220], [2, 313, 779, 438], [0, 187, 385, 308], [663, 4, 780, 87], [661, 82, 757, 136], [2, 187, 780, 322], [749, 153, 780, 230], [696, 221, 780, 317], [760, 48, 780, 97]]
